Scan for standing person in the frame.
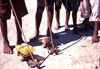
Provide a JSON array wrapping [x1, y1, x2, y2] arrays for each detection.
[[80, 0, 100, 43], [0, 0, 28, 54], [29, 0, 59, 42], [54, 0, 80, 34]]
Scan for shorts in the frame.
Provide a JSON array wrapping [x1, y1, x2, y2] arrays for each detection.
[[55, 1, 62, 10], [55, 0, 80, 11], [81, 0, 100, 21], [37, 0, 55, 7], [37, 0, 45, 7], [0, 0, 28, 19], [69, 0, 80, 11]]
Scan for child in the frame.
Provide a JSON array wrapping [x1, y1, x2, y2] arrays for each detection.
[[54, 0, 80, 34], [80, 0, 100, 43], [0, 0, 28, 54], [29, 0, 59, 42]]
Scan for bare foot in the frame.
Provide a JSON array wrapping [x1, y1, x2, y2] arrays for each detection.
[[65, 25, 70, 31], [91, 34, 99, 43], [3, 43, 12, 54], [53, 23, 60, 31], [46, 32, 59, 39], [80, 20, 91, 33], [79, 27, 91, 33], [29, 33, 39, 42]]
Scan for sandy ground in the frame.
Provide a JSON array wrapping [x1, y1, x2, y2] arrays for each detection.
[[0, 0, 100, 69]]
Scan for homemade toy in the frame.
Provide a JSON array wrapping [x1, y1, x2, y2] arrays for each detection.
[[15, 43, 34, 61], [40, 37, 52, 48], [40, 37, 60, 54], [15, 43, 44, 67]]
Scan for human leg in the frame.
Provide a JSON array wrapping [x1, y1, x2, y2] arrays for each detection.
[[0, 18, 12, 54], [72, 11, 77, 29], [46, 2, 59, 39], [65, 11, 70, 31], [30, 7, 45, 42], [72, 11, 79, 34], [79, 17, 91, 33], [54, 9, 60, 30], [70, 0, 80, 34], [92, 21, 99, 43], [14, 17, 24, 44], [90, 0, 100, 43], [62, 0, 70, 31], [13, 0, 28, 43], [54, 1, 62, 30]]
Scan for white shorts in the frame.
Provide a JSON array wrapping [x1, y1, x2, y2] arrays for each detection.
[[80, 0, 100, 21]]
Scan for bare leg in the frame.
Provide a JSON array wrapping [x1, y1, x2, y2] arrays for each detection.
[[0, 18, 12, 54], [65, 11, 70, 31], [72, 11, 77, 29], [30, 7, 44, 42], [46, 3, 59, 39], [15, 17, 24, 45], [72, 11, 78, 34], [92, 21, 99, 43], [53, 10, 60, 30]]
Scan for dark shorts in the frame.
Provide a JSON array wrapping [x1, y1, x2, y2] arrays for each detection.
[[55, 1, 62, 10], [37, 0, 45, 7], [55, 0, 67, 10], [55, 0, 80, 11], [0, 0, 28, 19], [37, 0, 55, 7]]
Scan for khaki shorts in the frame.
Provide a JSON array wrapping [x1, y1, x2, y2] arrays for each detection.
[[81, 0, 100, 21], [0, 0, 28, 19]]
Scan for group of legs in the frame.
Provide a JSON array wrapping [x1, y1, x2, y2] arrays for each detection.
[[54, 0, 99, 42], [29, 0, 59, 42], [0, 0, 100, 54], [30, 0, 80, 42], [54, 0, 80, 34]]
